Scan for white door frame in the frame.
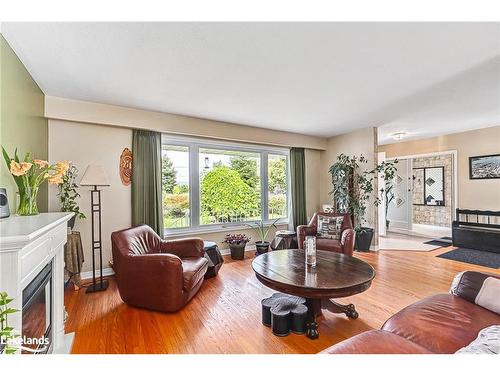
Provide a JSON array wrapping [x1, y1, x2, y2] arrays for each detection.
[[377, 152, 387, 237], [385, 157, 413, 234], [386, 149, 459, 223]]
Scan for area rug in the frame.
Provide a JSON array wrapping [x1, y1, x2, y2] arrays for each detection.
[[437, 248, 500, 269], [379, 236, 441, 251], [424, 236, 453, 247]]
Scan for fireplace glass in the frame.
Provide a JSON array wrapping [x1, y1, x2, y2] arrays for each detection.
[[22, 261, 52, 354]]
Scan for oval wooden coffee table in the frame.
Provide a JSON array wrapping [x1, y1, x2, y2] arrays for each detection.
[[252, 249, 375, 339]]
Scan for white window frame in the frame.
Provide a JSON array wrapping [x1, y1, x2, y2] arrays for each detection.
[[162, 134, 291, 236]]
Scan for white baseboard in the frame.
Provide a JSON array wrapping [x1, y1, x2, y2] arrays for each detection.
[[80, 267, 115, 281], [80, 245, 260, 279], [53, 332, 75, 354]]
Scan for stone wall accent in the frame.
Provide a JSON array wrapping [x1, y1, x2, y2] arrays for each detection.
[[412, 154, 453, 228]]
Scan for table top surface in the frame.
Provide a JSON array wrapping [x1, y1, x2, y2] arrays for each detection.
[[252, 249, 375, 298]]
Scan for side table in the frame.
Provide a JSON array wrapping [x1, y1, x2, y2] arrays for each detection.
[[203, 241, 224, 278], [64, 231, 85, 290], [270, 230, 298, 250]]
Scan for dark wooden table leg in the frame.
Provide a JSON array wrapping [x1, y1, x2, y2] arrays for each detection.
[[305, 298, 320, 339], [321, 299, 359, 319]]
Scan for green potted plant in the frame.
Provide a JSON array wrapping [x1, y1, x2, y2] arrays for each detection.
[[328, 154, 398, 251], [329, 154, 372, 251], [58, 164, 86, 230], [245, 218, 280, 255], [0, 292, 19, 354], [223, 233, 250, 260]]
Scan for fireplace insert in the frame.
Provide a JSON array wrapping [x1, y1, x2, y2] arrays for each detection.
[[22, 261, 52, 354]]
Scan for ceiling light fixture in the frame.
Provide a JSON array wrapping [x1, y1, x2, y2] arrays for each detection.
[[391, 132, 407, 141]]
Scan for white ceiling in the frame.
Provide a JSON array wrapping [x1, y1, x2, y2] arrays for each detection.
[[2, 22, 500, 143]]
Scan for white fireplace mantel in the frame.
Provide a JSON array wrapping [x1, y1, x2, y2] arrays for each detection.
[[0, 212, 74, 354]]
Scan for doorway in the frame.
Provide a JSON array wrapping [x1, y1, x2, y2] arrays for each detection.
[[382, 150, 458, 240]]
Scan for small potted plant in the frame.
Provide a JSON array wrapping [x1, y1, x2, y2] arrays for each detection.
[[0, 291, 19, 354], [245, 218, 280, 255], [223, 233, 250, 260], [58, 164, 86, 230]]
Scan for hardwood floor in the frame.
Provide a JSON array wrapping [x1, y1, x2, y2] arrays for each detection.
[[65, 247, 500, 354]]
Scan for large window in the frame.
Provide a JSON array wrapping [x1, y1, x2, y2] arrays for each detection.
[[268, 154, 288, 219], [162, 145, 190, 228], [162, 136, 290, 232], [199, 148, 261, 225]]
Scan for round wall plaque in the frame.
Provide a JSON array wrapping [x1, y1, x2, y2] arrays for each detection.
[[119, 148, 132, 186]]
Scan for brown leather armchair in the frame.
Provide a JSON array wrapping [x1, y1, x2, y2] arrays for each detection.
[[297, 212, 355, 256], [111, 225, 208, 312]]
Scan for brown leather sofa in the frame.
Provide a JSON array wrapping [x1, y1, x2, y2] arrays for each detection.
[[321, 271, 500, 354], [111, 225, 208, 312], [297, 212, 355, 256]]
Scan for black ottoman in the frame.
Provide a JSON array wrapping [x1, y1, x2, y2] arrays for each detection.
[[203, 241, 224, 279], [261, 293, 308, 337]]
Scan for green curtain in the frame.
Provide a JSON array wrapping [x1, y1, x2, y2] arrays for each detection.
[[290, 147, 307, 228], [132, 129, 164, 237]]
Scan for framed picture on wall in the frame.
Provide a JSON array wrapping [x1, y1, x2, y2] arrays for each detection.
[[469, 154, 500, 180]]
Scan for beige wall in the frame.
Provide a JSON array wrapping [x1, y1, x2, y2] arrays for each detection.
[[48, 120, 132, 273], [305, 149, 321, 221], [45, 96, 326, 151], [1, 35, 48, 212], [47, 118, 322, 272], [379, 126, 500, 211], [320, 127, 378, 205], [45, 96, 388, 259]]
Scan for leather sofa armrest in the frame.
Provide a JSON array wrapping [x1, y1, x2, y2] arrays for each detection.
[[341, 228, 355, 256], [450, 271, 500, 314], [297, 224, 317, 249], [319, 330, 433, 354], [159, 237, 205, 258], [119, 253, 184, 288], [115, 253, 186, 310]]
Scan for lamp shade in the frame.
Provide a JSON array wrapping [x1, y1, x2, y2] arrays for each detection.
[[80, 165, 110, 186]]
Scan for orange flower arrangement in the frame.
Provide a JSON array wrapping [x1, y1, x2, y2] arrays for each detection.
[[2, 147, 70, 216]]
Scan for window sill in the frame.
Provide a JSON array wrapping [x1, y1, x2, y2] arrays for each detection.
[[164, 220, 290, 238]]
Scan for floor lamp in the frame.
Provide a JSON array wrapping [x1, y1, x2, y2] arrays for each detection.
[[80, 164, 110, 293]]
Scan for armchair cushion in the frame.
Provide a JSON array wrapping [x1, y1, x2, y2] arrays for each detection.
[[182, 257, 209, 291], [316, 238, 342, 253], [317, 215, 344, 240]]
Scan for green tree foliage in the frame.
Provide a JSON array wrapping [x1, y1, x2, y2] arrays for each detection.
[[269, 194, 286, 217], [162, 155, 177, 194], [173, 184, 189, 194], [269, 157, 287, 194], [201, 166, 260, 222], [229, 155, 259, 189], [163, 193, 189, 218]]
